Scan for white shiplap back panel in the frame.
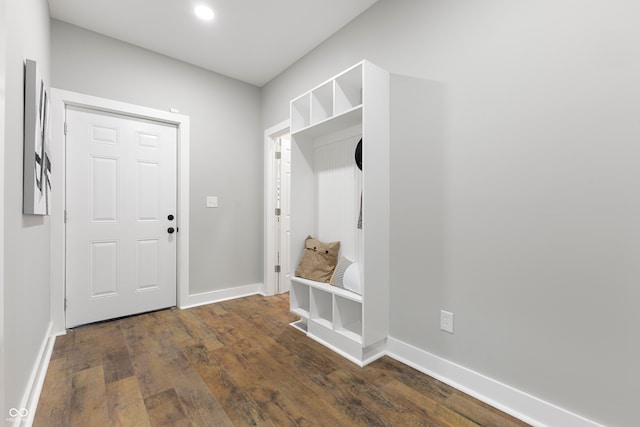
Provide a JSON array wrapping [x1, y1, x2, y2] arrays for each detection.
[[314, 135, 363, 262]]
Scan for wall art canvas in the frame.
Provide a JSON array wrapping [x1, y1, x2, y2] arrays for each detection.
[[23, 59, 51, 215]]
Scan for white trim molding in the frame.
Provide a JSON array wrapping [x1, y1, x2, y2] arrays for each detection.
[[182, 283, 263, 309], [49, 89, 190, 333], [9, 323, 55, 427], [386, 338, 605, 427]]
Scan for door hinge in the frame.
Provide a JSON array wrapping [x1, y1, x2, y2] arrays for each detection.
[[275, 208, 281, 216], [64, 298, 67, 310], [274, 265, 281, 273], [275, 151, 281, 160], [64, 122, 68, 135], [64, 210, 68, 223]]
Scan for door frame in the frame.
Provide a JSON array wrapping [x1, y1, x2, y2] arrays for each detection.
[[50, 89, 190, 334], [263, 119, 290, 296]]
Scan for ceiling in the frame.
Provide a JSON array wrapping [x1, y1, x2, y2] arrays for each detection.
[[47, 0, 379, 87]]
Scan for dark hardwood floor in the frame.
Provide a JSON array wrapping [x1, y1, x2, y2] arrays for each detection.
[[34, 294, 529, 426]]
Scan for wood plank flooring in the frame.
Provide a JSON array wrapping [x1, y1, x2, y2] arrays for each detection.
[[34, 294, 530, 427]]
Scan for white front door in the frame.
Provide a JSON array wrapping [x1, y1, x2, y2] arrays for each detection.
[[65, 106, 177, 327]]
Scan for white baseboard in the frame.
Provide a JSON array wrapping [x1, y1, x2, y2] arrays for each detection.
[[9, 322, 55, 427], [386, 338, 604, 427], [180, 283, 263, 309]]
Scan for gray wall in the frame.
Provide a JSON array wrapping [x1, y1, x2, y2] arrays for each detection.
[[4, 0, 51, 413], [51, 20, 263, 295], [261, 1, 640, 426]]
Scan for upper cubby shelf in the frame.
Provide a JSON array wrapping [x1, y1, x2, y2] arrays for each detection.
[[291, 93, 311, 131], [311, 81, 333, 125], [290, 62, 364, 137], [335, 63, 363, 115]]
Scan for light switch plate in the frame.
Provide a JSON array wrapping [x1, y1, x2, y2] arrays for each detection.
[[206, 196, 218, 208]]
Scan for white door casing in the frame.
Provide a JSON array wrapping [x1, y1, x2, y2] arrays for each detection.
[[50, 89, 189, 334], [65, 106, 177, 327]]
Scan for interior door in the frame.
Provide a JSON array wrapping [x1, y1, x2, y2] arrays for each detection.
[[279, 134, 292, 293], [65, 106, 177, 328]]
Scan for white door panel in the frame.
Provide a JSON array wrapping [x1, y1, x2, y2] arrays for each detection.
[[66, 106, 177, 327], [280, 136, 292, 293], [273, 134, 291, 294]]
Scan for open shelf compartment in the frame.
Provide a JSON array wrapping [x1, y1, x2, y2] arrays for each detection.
[[311, 81, 334, 125], [310, 287, 333, 329], [290, 280, 310, 319], [291, 93, 311, 132], [334, 295, 363, 343], [334, 63, 363, 115]]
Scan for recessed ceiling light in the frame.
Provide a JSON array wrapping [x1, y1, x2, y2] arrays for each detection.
[[195, 5, 214, 21]]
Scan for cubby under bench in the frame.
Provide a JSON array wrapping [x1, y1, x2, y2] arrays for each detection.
[[290, 276, 385, 367]]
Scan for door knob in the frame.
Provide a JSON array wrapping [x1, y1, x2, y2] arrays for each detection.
[[167, 227, 175, 234]]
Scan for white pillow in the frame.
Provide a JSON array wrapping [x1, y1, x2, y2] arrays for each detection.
[[342, 262, 362, 295], [330, 257, 362, 295]]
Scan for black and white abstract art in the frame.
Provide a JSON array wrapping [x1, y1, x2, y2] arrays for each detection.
[[23, 59, 51, 215]]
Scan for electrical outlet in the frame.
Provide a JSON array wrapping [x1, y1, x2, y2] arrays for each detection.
[[440, 310, 454, 334]]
